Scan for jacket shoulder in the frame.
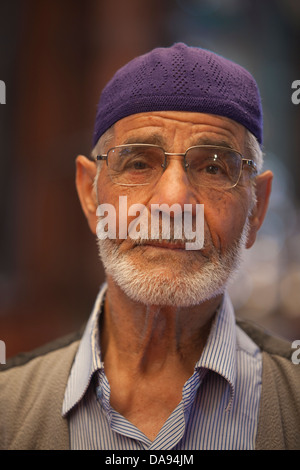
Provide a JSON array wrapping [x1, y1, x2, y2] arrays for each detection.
[[0, 326, 85, 372], [236, 318, 293, 358], [0, 328, 84, 450], [237, 318, 300, 449]]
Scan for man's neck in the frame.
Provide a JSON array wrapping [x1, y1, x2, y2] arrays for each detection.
[[100, 277, 222, 377]]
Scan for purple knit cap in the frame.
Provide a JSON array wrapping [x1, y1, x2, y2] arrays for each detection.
[[93, 43, 263, 147]]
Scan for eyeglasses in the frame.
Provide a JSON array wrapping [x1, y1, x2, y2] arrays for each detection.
[[96, 144, 257, 190]]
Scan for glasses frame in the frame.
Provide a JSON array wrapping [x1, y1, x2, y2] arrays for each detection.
[[96, 143, 257, 189]]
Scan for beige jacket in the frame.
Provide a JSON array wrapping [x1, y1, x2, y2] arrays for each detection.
[[0, 320, 299, 450]]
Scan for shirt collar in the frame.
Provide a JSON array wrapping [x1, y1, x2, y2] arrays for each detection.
[[62, 286, 237, 416], [195, 291, 237, 410], [62, 283, 107, 416]]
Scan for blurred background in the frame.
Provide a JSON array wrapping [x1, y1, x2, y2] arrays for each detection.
[[0, 0, 299, 358]]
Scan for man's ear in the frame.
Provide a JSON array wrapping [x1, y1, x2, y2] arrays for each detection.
[[75, 155, 98, 235], [246, 170, 273, 249]]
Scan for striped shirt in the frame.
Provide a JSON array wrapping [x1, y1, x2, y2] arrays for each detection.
[[62, 284, 262, 450]]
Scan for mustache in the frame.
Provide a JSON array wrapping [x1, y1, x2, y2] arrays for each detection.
[[127, 225, 211, 252], [131, 233, 199, 245]]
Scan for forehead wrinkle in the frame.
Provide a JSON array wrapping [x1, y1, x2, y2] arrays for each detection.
[[114, 112, 246, 152]]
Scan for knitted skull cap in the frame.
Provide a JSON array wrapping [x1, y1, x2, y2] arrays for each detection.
[[93, 43, 263, 147]]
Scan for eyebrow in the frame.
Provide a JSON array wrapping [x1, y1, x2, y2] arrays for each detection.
[[191, 137, 235, 149], [122, 134, 236, 151], [123, 134, 167, 147]]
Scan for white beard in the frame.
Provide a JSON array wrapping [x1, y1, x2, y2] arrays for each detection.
[[96, 218, 250, 307]]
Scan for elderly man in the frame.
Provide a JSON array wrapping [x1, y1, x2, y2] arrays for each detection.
[[1, 43, 299, 450]]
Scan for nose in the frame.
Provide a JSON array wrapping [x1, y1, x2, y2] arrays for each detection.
[[149, 156, 199, 213]]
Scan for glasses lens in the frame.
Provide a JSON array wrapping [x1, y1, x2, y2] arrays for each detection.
[[186, 147, 242, 189], [107, 145, 165, 185]]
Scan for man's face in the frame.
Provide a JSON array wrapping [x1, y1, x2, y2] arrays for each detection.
[[77, 111, 272, 307]]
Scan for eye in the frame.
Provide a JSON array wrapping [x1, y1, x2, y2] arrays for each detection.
[[205, 164, 222, 175], [124, 153, 151, 169], [131, 160, 148, 170], [192, 160, 226, 175]]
